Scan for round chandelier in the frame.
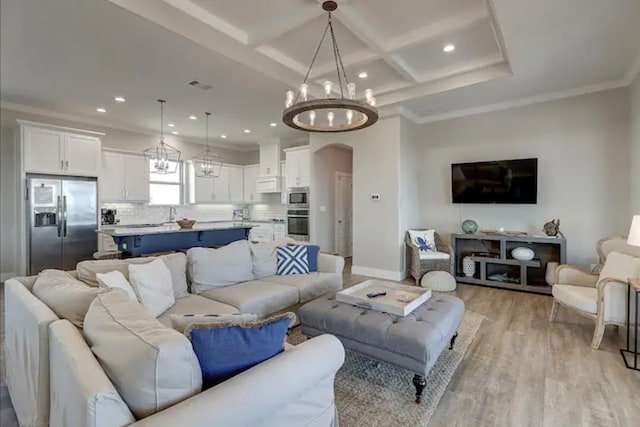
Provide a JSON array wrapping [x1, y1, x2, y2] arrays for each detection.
[[282, 1, 378, 133], [191, 112, 223, 178]]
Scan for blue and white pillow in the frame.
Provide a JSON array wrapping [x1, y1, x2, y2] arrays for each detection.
[[408, 229, 436, 253], [277, 245, 309, 275]]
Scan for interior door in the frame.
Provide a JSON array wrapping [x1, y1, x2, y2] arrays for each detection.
[[336, 174, 353, 257], [24, 127, 64, 174], [28, 177, 63, 274], [62, 178, 98, 270], [65, 134, 100, 176]]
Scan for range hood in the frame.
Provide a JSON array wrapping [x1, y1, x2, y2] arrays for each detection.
[[256, 139, 282, 193]]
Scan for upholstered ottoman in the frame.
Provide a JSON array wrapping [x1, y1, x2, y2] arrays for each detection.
[[299, 293, 464, 403]]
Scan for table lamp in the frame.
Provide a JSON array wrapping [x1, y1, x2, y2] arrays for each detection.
[[628, 215, 640, 247]]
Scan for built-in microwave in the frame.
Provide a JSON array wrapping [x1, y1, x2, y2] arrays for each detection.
[[287, 189, 309, 208]]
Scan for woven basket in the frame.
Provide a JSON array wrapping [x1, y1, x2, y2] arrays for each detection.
[[176, 219, 196, 229]]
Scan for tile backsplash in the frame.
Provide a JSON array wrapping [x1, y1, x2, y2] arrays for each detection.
[[102, 203, 285, 225]]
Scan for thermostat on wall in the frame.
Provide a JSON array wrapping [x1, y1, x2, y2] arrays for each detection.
[[371, 194, 380, 201]]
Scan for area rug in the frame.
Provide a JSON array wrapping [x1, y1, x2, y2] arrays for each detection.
[[287, 310, 485, 427]]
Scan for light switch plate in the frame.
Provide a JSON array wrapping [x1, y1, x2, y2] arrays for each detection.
[[371, 194, 380, 201]]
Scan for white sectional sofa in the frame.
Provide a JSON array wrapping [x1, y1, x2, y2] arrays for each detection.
[[4, 241, 345, 427]]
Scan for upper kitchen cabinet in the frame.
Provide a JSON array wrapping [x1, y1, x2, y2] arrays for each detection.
[[258, 141, 281, 176], [20, 121, 102, 177], [243, 164, 263, 203], [228, 165, 244, 203], [101, 151, 149, 202], [280, 161, 287, 204], [212, 166, 230, 202], [284, 146, 310, 188]]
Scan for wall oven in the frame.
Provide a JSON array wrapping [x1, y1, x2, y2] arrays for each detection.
[[286, 209, 309, 242], [287, 189, 309, 208]]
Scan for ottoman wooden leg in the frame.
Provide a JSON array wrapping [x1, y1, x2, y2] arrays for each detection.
[[449, 332, 459, 350], [412, 374, 426, 404]]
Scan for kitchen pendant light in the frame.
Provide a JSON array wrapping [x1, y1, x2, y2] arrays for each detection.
[[143, 99, 181, 174], [191, 112, 223, 178], [282, 1, 378, 133]]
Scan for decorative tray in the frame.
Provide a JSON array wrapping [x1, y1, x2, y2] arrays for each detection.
[[336, 279, 432, 317]]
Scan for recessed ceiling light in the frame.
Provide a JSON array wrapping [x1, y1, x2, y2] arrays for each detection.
[[189, 115, 197, 120], [172, 131, 179, 135], [358, 72, 368, 79], [270, 122, 277, 127], [244, 129, 251, 134], [96, 108, 106, 113], [443, 44, 455, 53], [220, 134, 227, 139], [114, 96, 125, 103], [168, 123, 175, 128]]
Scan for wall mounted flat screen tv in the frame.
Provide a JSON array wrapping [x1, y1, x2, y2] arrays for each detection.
[[451, 158, 538, 204]]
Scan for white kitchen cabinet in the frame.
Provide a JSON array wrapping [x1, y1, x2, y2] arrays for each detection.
[[212, 166, 230, 202], [273, 223, 286, 241], [100, 151, 149, 202], [65, 133, 101, 176], [249, 223, 274, 242], [243, 165, 263, 203], [258, 141, 281, 176], [22, 124, 101, 176], [228, 165, 244, 203], [284, 146, 310, 188], [193, 173, 214, 203], [98, 234, 118, 252], [280, 161, 287, 204]]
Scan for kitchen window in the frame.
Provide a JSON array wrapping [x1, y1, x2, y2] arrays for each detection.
[[149, 161, 184, 205]]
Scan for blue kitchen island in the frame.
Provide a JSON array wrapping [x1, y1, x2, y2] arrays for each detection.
[[99, 223, 252, 257]]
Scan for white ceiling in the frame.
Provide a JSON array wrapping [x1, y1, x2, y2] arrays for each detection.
[[1, 0, 639, 150]]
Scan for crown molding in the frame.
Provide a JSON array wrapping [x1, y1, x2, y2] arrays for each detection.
[[0, 100, 257, 152], [416, 78, 629, 124]]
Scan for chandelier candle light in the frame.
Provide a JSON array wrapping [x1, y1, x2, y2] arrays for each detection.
[[143, 99, 181, 174], [191, 112, 223, 178], [282, 1, 378, 132]]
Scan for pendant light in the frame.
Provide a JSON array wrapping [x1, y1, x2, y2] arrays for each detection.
[[143, 99, 181, 174], [191, 112, 223, 178]]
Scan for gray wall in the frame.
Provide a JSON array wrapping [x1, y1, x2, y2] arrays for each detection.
[[414, 88, 631, 268], [631, 73, 640, 215], [0, 107, 257, 278]]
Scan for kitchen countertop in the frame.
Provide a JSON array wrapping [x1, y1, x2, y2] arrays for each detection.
[[100, 219, 285, 230], [99, 222, 253, 237]]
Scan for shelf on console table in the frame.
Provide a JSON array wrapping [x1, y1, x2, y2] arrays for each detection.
[[452, 233, 566, 295]]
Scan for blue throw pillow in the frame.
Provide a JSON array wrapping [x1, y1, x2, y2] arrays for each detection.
[[305, 245, 320, 272], [186, 313, 293, 388], [277, 245, 309, 275]]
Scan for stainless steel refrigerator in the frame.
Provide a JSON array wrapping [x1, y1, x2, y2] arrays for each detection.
[[26, 175, 98, 275]]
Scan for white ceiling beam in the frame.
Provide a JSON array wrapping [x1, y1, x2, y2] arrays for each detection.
[[384, 5, 489, 52], [333, 5, 419, 83], [247, 7, 324, 47], [161, 0, 248, 44]]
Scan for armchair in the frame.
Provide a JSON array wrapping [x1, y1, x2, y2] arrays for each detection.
[[549, 251, 640, 349], [406, 230, 454, 285]]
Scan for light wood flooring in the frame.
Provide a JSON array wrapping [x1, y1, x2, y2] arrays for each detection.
[[2, 264, 639, 426]]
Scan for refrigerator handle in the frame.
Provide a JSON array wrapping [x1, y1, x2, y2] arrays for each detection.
[[63, 195, 68, 237], [57, 195, 62, 237]]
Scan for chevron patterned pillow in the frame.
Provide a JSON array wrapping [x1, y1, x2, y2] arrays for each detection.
[[276, 245, 309, 275]]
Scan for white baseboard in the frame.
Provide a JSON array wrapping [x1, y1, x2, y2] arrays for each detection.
[[1, 272, 17, 282], [351, 266, 407, 282]]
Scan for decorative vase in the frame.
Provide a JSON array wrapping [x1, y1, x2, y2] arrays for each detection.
[[545, 262, 559, 286], [462, 256, 476, 277], [511, 247, 535, 261], [461, 219, 478, 234]]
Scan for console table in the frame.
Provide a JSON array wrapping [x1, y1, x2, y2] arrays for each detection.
[[452, 233, 567, 295]]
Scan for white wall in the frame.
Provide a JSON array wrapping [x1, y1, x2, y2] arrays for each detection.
[[415, 89, 631, 268], [631, 73, 640, 215], [309, 146, 352, 252], [0, 107, 257, 278], [310, 117, 404, 278]]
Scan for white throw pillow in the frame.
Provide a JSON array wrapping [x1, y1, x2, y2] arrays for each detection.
[[408, 229, 437, 253], [83, 290, 201, 419], [170, 313, 258, 333], [249, 241, 278, 279], [599, 251, 640, 284], [187, 240, 254, 293], [96, 271, 138, 301], [128, 259, 175, 317]]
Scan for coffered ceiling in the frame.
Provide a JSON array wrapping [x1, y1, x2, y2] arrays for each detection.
[[1, 0, 639, 149]]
